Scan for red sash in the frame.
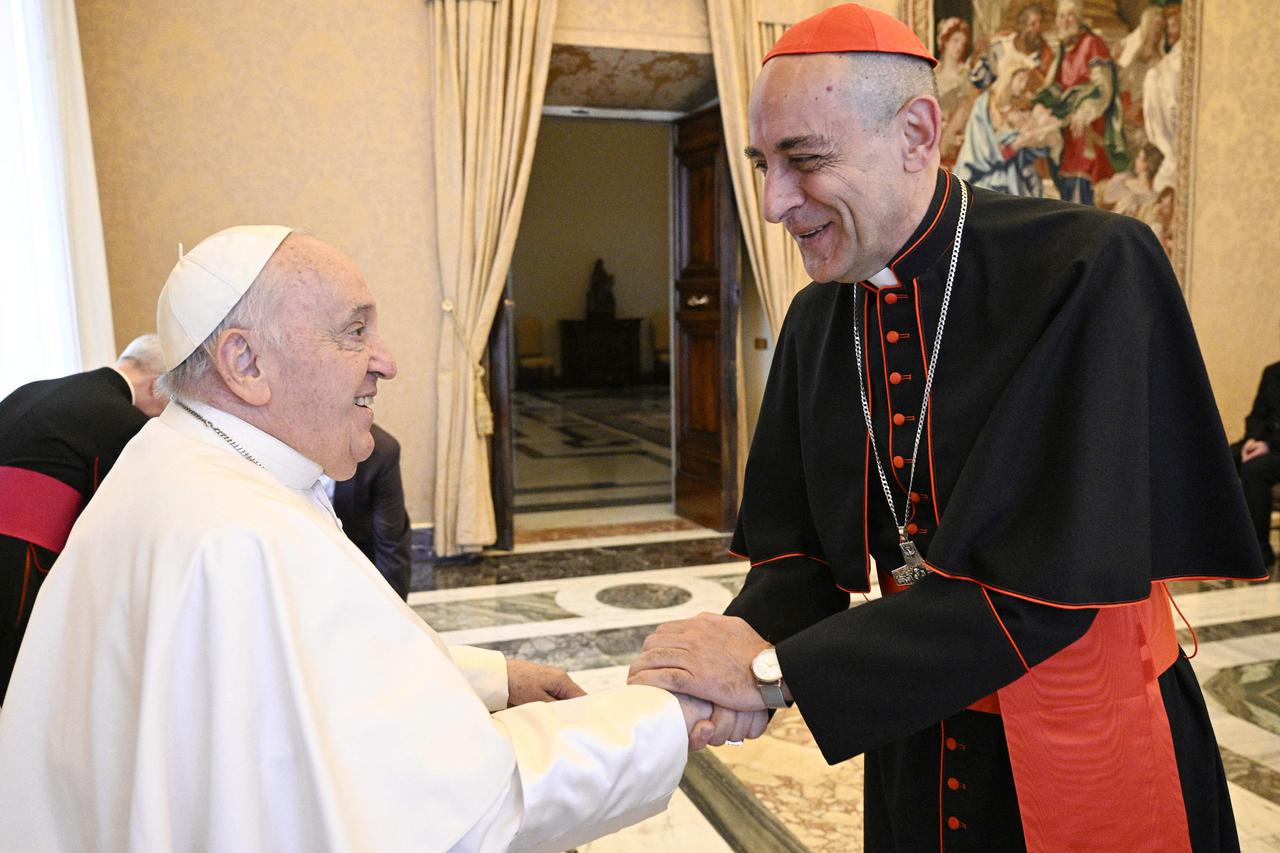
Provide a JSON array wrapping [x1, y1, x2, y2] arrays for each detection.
[[0, 466, 84, 553], [993, 585, 1189, 852]]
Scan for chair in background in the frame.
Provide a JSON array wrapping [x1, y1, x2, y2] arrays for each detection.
[[515, 316, 555, 389], [649, 313, 671, 383]]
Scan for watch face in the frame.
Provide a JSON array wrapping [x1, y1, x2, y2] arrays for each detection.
[[752, 649, 782, 682]]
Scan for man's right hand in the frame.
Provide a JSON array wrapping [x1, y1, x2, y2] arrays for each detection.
[[1243, 438, 1270, 463], [674, 693, 715, 751]]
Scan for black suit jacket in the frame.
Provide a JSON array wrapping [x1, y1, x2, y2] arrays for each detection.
[[0, 367, 146, 496], [333, 423, 412, 599], [1245, 361, 1280, 447]]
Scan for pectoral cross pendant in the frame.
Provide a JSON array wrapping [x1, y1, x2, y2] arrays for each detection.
[[891, 538, 928, 586]]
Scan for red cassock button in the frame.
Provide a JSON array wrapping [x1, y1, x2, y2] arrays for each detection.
[[893, 456, 905, 469], [893, 413, 906, 426], [910, 492, 922, 504], [945, 737, 958, 750], [886, 330, 900, 343], [947, 817, 962, 831], [889, 372, 903, 385], [884, 292, 899, 305], [947, 777, 961, 791], [906, 523, 919, 535]]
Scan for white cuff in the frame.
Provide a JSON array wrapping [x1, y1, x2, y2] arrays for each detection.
[[448, 645, 509, 712]]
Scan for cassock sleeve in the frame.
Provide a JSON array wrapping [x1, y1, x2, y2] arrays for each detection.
[[729, 297, 854, 640], [730, 456, 1097, 765], [754, 572, 1095, 764], [465, 686, 689, 853]]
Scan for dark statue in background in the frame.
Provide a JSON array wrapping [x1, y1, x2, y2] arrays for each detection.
[[586, 258, 616, 320]]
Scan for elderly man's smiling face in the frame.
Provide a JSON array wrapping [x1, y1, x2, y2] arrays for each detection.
[[746, 53, 922, 284], [255, 236, 397, 480]]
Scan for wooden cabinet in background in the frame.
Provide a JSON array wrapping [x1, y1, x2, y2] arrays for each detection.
[[558, 318, 641, 386]]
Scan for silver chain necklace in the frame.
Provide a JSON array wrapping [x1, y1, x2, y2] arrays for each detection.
[[175, 399, 264, 469], [853, 179, 969, 586]]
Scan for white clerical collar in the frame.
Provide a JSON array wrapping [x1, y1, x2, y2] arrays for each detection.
[[867, 267, 900, 288], [161, 398, 324, 491], [109, 366, 136, 404]]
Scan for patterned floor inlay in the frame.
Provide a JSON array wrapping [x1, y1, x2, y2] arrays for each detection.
[[1183, 615, 1280, 645], [526, 386, 672, 448], [418, 535, 737, 591], [475, 624, 660, 672], [412, 591, 574, 632], [514, 386, 673, 518], [1221, 746, 1280, 808], [1207, 661, 1280, 738], [595, 583, 692, 609], [710, 705, 865, 853]]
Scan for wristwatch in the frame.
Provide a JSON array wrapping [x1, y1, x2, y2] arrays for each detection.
[[751, 647, 788, 709]]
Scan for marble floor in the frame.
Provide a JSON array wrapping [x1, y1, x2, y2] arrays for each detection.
[[513, 386, 677, 542], [408, 527, 1280, 852]]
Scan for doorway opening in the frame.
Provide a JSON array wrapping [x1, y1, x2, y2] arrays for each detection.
[[507, 114, 684, 545], [491, 43, 739, 547]]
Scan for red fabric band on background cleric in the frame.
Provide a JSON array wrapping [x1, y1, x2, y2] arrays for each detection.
[[0, 466, 83, 553]]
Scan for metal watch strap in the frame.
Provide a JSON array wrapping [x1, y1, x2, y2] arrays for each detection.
[[759, 681, 787, 709]]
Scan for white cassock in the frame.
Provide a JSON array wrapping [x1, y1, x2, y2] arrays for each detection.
[[0, 401, 688, 852]]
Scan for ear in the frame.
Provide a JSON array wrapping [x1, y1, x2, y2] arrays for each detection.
[[899, 95, 942, 173], [212, 328, 271, 407]]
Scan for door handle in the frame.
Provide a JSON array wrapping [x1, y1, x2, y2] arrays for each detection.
[[686, 294, 711, 308]]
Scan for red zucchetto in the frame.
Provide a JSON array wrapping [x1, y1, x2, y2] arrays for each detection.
[[762, 3, 937, 67]]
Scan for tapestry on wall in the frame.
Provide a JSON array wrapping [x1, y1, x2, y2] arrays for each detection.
[[904, 0, 1197, 285]]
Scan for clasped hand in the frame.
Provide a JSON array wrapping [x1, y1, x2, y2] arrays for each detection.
[[628, 612, 773, 750], [505, 613, 776, 751], [1242, 438, 1270, 463]]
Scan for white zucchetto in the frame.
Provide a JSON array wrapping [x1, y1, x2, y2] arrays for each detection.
[[156, 225, 293, 370]]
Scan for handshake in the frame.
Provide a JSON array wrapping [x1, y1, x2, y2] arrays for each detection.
[[509, 612, 781, 752], [628, 612, 781, 752]]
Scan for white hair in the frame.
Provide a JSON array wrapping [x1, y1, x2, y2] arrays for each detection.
[[157, 278, 282, 402], [115, 333, 165, 375]]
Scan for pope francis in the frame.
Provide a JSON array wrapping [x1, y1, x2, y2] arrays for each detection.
[[0, 226, 709, 852]]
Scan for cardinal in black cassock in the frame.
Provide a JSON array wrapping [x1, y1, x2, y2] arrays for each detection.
[[630, 5, 1266, 851]]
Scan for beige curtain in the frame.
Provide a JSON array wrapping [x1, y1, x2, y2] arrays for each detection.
[[706, 0, 810, 336], [427, 0, 557, 556]]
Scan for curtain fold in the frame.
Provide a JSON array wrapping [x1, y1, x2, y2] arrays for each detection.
[[706, 0, 809, 337], [427, 0, 557, 555], [51, 0, 114, 370], [0, 0, 115, 397]]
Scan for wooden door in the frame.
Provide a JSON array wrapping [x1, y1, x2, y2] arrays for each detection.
[[672, 107, 740, 531]]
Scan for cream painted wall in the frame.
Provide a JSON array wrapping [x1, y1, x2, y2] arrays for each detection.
[[1187, 0, 1280, 436], [76, 0, 440, 521], [510, 117, 671, 377]]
